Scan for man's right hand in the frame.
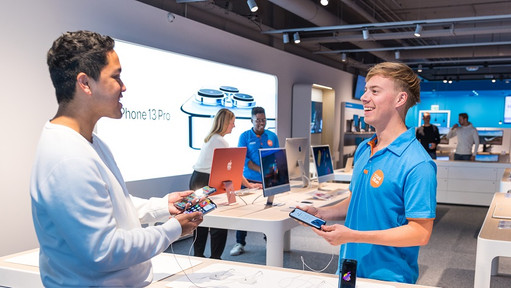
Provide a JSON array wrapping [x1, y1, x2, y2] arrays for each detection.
[[452, 123, 459, 129], [174, 212, 203, 236]]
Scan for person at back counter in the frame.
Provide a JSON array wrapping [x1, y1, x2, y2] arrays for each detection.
[[446, 112, 479, 161], [416, 112, 440, 159]]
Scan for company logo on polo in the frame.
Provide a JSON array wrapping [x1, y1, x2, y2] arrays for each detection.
[[370, 170, 384, 188]]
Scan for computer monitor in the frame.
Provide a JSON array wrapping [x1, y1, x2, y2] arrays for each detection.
[[259, 147, 291, 206], [208, 147, 247, 197], [477, 129, 503, 152], [311, 145, 335, 185], [285, 137, 309, 187]]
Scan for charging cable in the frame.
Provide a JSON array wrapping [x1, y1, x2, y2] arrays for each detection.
[[300, 245, 336, 273]]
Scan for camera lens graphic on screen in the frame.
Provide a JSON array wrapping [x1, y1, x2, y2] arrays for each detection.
[[181, 85, 272, 149], [195, 88, 225, 106]]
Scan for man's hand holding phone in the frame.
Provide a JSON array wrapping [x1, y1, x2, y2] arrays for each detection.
[[171, 186, 217, 214], [289, 207, 326, 230], [168, 190, 197, 215]]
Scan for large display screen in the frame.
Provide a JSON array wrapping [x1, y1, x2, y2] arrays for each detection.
[[353, 75, 365, 100], [96, 39, 277, 181], [505, 96, 511, 124]]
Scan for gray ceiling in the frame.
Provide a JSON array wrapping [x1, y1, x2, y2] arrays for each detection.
[[137, 0, 511, 83]]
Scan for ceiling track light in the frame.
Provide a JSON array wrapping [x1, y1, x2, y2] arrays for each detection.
[[414, 24, 423, 37], [394, 50, 400, 60], [362, 28, 369, 40], [417, 64, 423, 72], [282, 33, 289, 44], [293, 32, 301, 44], [341, 53, 347, 62], [247, 0, 258, 13], [320, 0, 329, 6]]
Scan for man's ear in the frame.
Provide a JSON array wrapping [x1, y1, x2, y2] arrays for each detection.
[[396, 92, 408, 108], [77, 73, 92, 95]]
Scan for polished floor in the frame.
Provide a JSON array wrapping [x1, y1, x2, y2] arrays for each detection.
[[167, 204, 511, 288]]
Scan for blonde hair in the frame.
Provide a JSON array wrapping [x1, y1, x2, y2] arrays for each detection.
[[204, 108, 235, 143], [366, 62, 421, 112]]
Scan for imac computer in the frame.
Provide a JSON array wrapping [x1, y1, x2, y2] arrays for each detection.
[[311, 145, 335, 189], [285, 137, 310, 187], [259, 147, 291, 206], [208, 147, 247, 203]]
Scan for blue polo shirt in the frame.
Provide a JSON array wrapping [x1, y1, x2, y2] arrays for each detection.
[[339, 128, 437, 284], [238, 129, 279, 182]]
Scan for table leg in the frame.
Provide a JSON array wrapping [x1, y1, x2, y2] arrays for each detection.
[[264, 229, 285, 267], [474, 239, 493, 288], [283, 230, 291, 251]]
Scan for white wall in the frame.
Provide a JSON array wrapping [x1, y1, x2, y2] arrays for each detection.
[[0, 0, 353, 256]]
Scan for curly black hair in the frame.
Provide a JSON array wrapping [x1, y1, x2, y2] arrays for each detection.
[[47, 30, 115, 103]]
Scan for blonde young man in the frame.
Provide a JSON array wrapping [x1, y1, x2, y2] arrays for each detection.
[[298, 62, 437, 284]]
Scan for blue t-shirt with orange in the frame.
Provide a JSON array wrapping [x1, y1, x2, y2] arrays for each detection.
[[238, 129, 279, 182], [339, 128, 437, 284]]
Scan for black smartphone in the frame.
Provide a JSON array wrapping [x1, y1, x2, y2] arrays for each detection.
[[339, 259, 357, 288], [185, 198, 217, 214], [289, 208, 326, 229], [174, 186, 217, 210]]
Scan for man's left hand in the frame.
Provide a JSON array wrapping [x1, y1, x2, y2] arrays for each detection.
[[167, 190, 195, 215]]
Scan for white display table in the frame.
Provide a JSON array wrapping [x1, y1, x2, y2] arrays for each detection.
[[474, 192, 511, 287], [202, 181, 350, 267], [0, 249, 440, 288]]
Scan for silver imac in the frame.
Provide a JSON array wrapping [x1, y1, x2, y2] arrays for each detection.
[[285, 137, 310, 187], [311, 145, 335, 188]]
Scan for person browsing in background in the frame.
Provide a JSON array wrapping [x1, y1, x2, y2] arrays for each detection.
[[190, 108, 260, 259], [230, 106, 279, 256], [446, 112, 479, 161], [30, 31, 203, 287], [416, 112, 441, 159], [295, 62, 437, 284]]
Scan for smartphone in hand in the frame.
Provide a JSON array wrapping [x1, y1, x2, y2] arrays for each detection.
[[174, 186, 217, 210], [289, 208, 326, 229], [185, 198, 217, 215]]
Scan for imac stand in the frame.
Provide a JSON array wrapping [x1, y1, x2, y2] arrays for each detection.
[[223, 180, 237, 204], [265, 195, 275, 207], [264, 195, 285, 207], [298, 160, 310, 188]]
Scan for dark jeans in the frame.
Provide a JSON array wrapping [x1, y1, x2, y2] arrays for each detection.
[[236, 230, 247, 246], [454, 153, 471, 161], [189, 170, 228, 259]]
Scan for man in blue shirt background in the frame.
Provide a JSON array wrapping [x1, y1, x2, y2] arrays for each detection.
[[230, 106, 279, 256], [297, 62, 436, 284]]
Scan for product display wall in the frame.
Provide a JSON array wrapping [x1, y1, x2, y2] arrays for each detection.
[[96, 40, 277, 181]]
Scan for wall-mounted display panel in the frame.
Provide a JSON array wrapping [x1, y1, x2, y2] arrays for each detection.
[[96, 39, 278, 181]]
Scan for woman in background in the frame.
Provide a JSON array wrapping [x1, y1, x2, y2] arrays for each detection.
[[190, 108, 260, 259]]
